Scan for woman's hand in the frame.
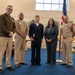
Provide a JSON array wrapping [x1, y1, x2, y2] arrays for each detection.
[[46, 38, 52, 42]]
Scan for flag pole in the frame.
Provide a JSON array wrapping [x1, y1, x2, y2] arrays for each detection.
[[56, 0, 67, 62], [56, 32, 62, 62]]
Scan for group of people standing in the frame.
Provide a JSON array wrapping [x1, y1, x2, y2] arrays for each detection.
[[0, 5, 74, 74], [0, 5, 28, 74]]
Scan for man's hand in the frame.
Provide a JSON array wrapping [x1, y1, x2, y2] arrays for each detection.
[[30, 37, 34, 41], [21, 34, 26, 39], [9, 32, 13, 37]]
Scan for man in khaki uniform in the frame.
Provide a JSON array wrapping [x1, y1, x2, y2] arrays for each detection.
[[14, 12, 28, 67], [60, 16, 73, 68], [0, 5, 16, 73]]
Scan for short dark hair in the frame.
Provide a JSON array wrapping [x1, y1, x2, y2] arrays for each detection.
[[35, 15, 40, 18], [7, 5, 13, 8]]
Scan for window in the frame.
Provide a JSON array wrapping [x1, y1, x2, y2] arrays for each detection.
[[36, 0, 69, 11]]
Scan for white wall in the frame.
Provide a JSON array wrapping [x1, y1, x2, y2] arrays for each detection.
[[0, 0, 11, 14], [0, 0, 75, 48], [0, 0, 75, 25]]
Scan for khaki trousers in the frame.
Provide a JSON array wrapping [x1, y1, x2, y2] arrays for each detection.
[[62, 37, 73, 65], [14, 34, 26, 65], [0, 37, 13, 69]]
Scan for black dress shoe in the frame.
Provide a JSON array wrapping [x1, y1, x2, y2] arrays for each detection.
[[36, 63, 41, 66], [60, 63, 67, 66], [0, 69, 4, 74], [15, 64, 21, 67], [45, 62, 51, 64], [51, 62, 56, 65], [20, 62, 28, 65], [6, 66, 14, 70], [31, 63, 35, 66], [66, 65, 73, 68]]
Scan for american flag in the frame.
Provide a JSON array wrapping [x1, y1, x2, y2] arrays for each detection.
[[60, 0, 67, 25]]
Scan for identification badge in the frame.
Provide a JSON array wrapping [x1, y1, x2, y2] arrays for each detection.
[[33, 34, 35, 37], [12, 19, 15, 23]]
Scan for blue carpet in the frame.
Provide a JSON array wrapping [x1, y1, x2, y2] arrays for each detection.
[[1, 48, 75, 75]]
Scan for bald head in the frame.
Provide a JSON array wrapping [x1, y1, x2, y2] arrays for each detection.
[[63, 16, 69, 23], [18, 12, 24, 20]]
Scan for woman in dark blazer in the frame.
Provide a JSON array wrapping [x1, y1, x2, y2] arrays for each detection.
[[44, 18, 58, 65]]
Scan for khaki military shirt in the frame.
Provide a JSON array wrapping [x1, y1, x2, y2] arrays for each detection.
[[15, 19, 28, 34], [60, 22, 73, 38]]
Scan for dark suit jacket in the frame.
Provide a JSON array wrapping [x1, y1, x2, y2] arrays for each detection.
[[44, 26, 58, 41], [29, 23, 44, 39]]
